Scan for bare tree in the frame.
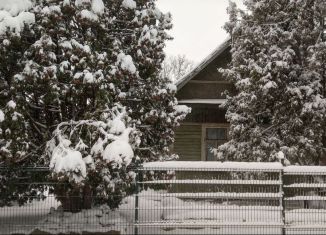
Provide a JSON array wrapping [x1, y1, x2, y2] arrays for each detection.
[[160, 55, 195, 81]]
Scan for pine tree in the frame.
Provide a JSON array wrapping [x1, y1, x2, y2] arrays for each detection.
[[109, 0, 190, 163], [11, 0, 142, 210], [0, 8, 42, 206], [1, 0, 188, 209], [308, 0, 326, 164], [216, 0, 326, 165]]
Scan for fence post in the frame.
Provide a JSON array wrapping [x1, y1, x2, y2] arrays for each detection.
[[134, 168, 140, 235], [279, 159, 285, 235]]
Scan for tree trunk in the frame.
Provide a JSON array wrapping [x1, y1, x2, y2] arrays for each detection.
[[56, 184, 93, 212]]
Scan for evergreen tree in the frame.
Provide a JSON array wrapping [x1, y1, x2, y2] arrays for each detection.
[[12, 0, 141, 209], [308, 0, 326, 164], [216, 0, 326, 165], [1, 0, 189, 209], [109, 0, 190, 163], [0, 6, 42, 206]]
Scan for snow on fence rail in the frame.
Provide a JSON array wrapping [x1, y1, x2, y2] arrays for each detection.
[[284, 165, 326, 175], [140, 179, 282, 185], [142, 161, 284, 171]]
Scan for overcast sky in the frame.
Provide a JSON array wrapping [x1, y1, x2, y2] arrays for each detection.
[[156, 0, 244, 63]]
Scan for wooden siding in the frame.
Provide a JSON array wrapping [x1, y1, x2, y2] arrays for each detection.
[[184, 104, 227, 123], [173, 124, 202, 161]]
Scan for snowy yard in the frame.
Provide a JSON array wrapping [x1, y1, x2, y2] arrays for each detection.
[[2, 189, 326, 234]]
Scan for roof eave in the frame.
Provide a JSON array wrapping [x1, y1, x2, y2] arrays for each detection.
[[175, 38, 231, 91]]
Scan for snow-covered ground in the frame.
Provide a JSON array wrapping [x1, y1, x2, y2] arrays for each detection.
[[1, 189, 326, 234], [0, 195, 60, 234]]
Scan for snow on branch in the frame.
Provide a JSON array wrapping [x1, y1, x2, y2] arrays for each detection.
[[47, 105, 137, 184]]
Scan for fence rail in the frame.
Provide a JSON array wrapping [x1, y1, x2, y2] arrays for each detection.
[[1, 161, 326, 234]]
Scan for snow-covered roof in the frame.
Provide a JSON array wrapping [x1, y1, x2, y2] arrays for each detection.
[[175, 38, 231, 91], [178, 99, 226, 105]]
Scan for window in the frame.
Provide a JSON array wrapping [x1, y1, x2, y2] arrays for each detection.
[[204, 127, 227, 161]]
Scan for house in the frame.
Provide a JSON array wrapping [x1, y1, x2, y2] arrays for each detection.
[[173, 39, 234, 161]]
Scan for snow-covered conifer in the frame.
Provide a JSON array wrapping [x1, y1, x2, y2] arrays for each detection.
[[216, 0, 326, 165], [109, 0, 190, 163], [0, 0, 187, 209], [0, 1, 40, 206]]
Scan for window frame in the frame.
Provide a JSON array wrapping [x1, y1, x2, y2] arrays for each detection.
[[201, 123, 229, 161]]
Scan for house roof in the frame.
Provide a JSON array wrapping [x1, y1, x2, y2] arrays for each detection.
[[175, 38, 231, 91]]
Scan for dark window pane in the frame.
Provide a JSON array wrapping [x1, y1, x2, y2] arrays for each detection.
[[206, 128, 227, 140], [206, 128, 217, 140], [216, 128, 226, 140]]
